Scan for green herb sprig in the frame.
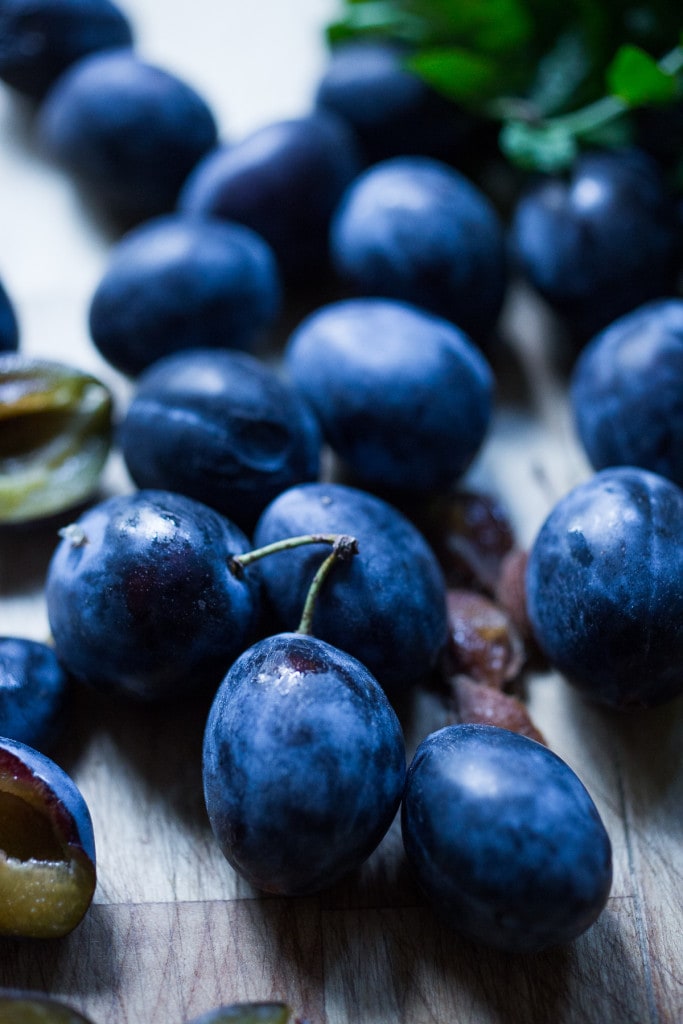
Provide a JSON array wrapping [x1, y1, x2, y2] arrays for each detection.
[[327, 0, 683, 172]]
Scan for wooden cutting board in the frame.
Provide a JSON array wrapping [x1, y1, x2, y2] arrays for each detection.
[[1, 2, 682, 1021]]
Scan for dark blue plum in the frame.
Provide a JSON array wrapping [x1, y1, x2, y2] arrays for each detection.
[[570, 299, 683, 488], [330, 156, 507, 342], [402, 724, 612, 952], [284, 298, 493, 493], [37, 49, 218, 221], [118, 349, 321, 535], [253, 482, 448, 699], [46, 490, 262, 701], [178, 112, 361, 283], [203, 631, 406, 895], [315, 40, 474, 166], [0, 637, 68, 748], [0, 279, 18, 351], [526, 467, 683, 709], [510, 148, 681, 342], [0, 736, 96, 937], [0, 0, 133, 100], [88, 214, 282, 377]]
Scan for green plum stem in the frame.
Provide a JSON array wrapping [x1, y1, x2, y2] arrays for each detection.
[[296, 534, 358, 636], [228, 533, 358, 579]]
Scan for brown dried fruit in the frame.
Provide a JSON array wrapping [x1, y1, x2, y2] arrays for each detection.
[[495, 548, 531, 639], [450, 675, 546, 744], [446, 588, 525, 689], [420, 490, 515, 592]]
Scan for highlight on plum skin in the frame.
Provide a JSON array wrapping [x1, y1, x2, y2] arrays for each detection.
[[0, 737, 96, 939]]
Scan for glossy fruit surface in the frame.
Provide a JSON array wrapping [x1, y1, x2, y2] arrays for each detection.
[[46, 490, 261, 701], [38, 48, 217, 220], [0, 637, 68, 749], [0, 737, 96, 939], [253, 482, 448, 698], [402, 724, 612, 952], [284, 297, 493, 493], [118, 350, 321, 534], [526, 466, 683, 708], [330, 155, 507, 340], [203, 632, 406, 895], [89, 214, 281, 377], [570, 299, 683, 487], [0, 0, 133, 99], [510, 148, 680, 341], [0, 279, 19, 352], [179, 113, 361, 282], [0, 355, 113, 525]]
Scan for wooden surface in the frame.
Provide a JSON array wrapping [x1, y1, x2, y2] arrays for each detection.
[[1, 2, 682, 1022]]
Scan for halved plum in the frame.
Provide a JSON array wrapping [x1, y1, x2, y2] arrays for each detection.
[[0, 738, 96, 938]]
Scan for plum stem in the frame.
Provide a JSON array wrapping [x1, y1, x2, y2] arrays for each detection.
[[296, 534, 358, 636], [228, 533, 357, 579]]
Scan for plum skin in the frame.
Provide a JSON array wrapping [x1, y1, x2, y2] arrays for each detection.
[[179, 113, 361, 283], [88, 215, 282, 377], [510, 148, 680, 341], [203, 632, 406, 895], [38, 48, 217, 220], [0, 280, 19, 352], [526, 466, 683, 708], [402, 724, 612, 953], [0, 637, 69, 749], [46, 490, 262, 701], [570, 299, 683, 488], [253, 482, 448, 700], [118, 349, 322, 535], [284, 297, 493, 493], [314, 39, 473, 166], [0, 0, 133, 100], [329, 155, 507, 341]]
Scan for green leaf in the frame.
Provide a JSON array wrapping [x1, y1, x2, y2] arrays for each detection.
[[499, 118, 578, 172], [407, 46, 503, 102], [607, 44, 679, 106], [414, 0, 534, 53]]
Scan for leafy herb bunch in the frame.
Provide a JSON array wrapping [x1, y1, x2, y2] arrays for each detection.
[[328, 0, 683, 172]]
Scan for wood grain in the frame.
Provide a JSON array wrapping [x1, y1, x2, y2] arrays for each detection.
[[2, 2, 683, 1022]]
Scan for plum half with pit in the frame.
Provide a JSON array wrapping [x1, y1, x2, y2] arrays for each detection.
[[0, 737, 96, 939], [0, 991, 96, 1023], [203, 632, 406, 895], [0, 355, 113, 526], [402, 724, 612, 952]]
